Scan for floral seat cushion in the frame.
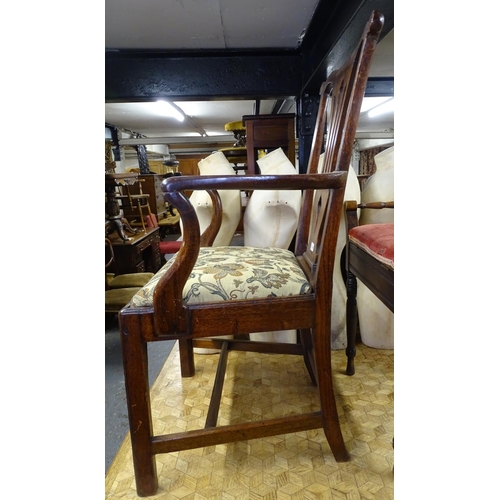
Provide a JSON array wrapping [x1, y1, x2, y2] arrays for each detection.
[[130, 246, 312, 308]]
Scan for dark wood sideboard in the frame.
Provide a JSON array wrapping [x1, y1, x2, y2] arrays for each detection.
[[107, 226, 162, 274]]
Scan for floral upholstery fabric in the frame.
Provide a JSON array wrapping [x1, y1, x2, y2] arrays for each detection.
[[130, 246, 312, 308]]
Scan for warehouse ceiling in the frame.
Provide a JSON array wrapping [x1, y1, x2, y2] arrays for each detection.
[[105, 0, 394, 151]]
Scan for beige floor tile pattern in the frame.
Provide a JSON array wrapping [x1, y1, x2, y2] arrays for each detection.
[[106, 340, 394, 500]]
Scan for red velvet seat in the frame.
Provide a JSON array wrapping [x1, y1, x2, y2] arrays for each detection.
[[145, 213, 183, 257], [348, 223, 394, 270], [158, 240, 182, 255]]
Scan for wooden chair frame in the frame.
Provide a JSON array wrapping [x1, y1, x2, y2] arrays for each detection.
[[118, 11, 384, 496], [116, 179, 154, 231], [344, 200, 394, 376]]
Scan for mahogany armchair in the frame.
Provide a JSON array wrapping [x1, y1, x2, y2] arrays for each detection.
[[118, 10, 384, 496]]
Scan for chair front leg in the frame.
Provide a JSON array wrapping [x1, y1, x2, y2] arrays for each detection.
[[120, 317, 158, 496], [313, 325, 350, 462]]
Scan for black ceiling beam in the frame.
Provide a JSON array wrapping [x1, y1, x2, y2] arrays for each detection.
[[105, 0, 393, 103], [105, 50, 301, 102], [364, 76, 394, 96], [299, 0, 394, 95]]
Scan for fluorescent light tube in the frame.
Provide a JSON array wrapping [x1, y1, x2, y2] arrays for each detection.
[[156, 100, 185, 122], [360, 96, 392, 114], [368, 98, 394, 118]]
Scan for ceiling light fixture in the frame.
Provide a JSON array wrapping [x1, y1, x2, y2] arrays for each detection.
[[360, 96, 392, 114], [156, 100, 185, 122], [367, 98, 394, 118]]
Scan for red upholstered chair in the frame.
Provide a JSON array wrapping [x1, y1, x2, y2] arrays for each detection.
[[143, 210, 184, 258], [161, 189, 223, 255], [118, 11, 384, 496], [158, 240, 182, 256], [344, 201, 394, 375]]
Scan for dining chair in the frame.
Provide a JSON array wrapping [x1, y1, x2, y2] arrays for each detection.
[[344, 200, 394, 375], [118, 10, 384, 496]]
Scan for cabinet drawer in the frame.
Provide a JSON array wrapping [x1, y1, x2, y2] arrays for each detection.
[[135, 261, 146, 272]]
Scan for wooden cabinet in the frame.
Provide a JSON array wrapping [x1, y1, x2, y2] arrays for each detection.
[[242, 114, 296, 174], [177, 154, 204, 176], [107, 227, 162, 274], [142, 174, 167, 220]]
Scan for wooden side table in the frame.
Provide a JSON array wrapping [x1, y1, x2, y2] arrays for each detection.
[[242, 114, 296, 174], [107, 227, 162, 274]]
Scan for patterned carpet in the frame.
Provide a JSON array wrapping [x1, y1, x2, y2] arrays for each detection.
[[105, 340, 394, 499]]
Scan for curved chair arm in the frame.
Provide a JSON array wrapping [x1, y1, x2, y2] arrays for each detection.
[[162, 173, 346, 194], [152, 172, 347, 336]]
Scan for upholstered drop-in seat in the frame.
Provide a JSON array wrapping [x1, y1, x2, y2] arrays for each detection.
[[348, 223, 394, 270], [130, 246, 311, 308]]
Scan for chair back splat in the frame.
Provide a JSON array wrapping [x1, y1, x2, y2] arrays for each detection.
[[118, 10, 384, 497]]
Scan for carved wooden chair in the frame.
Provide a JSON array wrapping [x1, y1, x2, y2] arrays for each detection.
[[118, 11, 384, 496], [344, 201, 394, 375], [116, 179, 154, 231]]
